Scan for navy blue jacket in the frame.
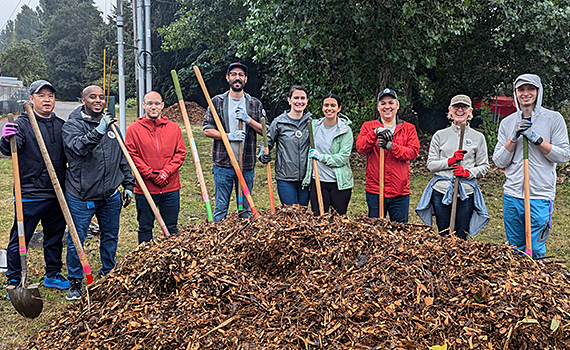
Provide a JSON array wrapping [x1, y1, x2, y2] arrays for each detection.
[[0, 111, 66, 199]]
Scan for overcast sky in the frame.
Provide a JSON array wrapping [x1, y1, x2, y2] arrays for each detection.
[[0, 0, 112, 33]]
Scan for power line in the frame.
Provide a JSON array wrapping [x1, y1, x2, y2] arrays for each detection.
[[1, 0, 25, 32]]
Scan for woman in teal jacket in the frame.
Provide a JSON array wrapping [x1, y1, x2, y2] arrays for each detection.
[[303, 94, 354, 215]]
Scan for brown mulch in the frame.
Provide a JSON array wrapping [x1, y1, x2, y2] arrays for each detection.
[[24, 206, 570, 349], [162, 101, 206, 125]]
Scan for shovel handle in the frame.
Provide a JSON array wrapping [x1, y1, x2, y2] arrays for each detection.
[[193, 65, 259, 218], [23, 102, 93, 284], [110, 123, 170, 237], [171, 70, 213, 221], [8, 114, 26, 258], [449, 121, 466, 234], [308, 121, 324, 215], [523, 137, 532, 256], [261, 117, 275, 214]]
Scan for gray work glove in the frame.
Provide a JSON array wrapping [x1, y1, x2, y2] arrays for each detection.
[[510, 119, 531, 142], [378, 138, 393, 151], [235, 107, 251, 124], [95, 113, 116, 134], [374, 126, 394, 141], [257, 143, 272, 164]]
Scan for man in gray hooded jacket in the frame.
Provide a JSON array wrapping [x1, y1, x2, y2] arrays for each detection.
[[493, 74, 570, 258]]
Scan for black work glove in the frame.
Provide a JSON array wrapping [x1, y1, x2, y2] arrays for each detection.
[[122, 189, 133, 208]]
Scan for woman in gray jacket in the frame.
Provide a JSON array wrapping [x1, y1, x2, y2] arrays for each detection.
[[416, 95, 489, 239], [259, 85, 312, 206]]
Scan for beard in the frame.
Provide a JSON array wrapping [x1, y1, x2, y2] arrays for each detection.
[[230, 80, 244, 92]]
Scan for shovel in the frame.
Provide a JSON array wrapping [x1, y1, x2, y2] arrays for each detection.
[[5, 113, 43, 319], [308, 121, 324, 215], [449, 121, 466, 234], [523, 131, 532, 257]]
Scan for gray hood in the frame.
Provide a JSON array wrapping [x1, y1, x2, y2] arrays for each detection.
[[513, 73, 543, 117]]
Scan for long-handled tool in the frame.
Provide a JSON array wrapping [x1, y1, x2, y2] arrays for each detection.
[[449, 121, 466, 234], [261, 117, 276, 214], [193, 65, 259, 218], [23, 102, 94, 285], [5, 113, 43, 319], [379, 147, 385, 219], [237, 119, 244, 213], [170, 70, 213, 221], [109, 123, 170, 236], [523, 132, 532, 257], [308, 121, 325, 215]]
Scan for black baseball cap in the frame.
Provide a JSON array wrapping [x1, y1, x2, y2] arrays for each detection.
[[227, 62, 248, 76], [377, 88, 398, 101], [29, 80, 55, 95]]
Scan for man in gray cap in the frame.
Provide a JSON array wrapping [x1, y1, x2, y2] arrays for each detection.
[[493, 74, 570, 258], [0, 80, 70, 294]]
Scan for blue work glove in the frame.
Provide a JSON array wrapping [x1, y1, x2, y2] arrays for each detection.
[[122, 189, 133, 208], [520, 122, 543, 145], [235, 107, 251, 124], [308, 148, 323, 161], [257, 143, 272, 164], [510, 119, 531, 142], [95, 113, 116, 134], [228, 130, 246, 142]]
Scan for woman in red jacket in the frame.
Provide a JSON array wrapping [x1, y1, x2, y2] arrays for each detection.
[[355, 88, 420, 222]]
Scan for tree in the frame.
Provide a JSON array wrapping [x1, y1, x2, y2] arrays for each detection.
[[14, 5, 42, 45], [41, 0, 104, 100], [0, 40, 48, 85], [0, 21, 15, 53]]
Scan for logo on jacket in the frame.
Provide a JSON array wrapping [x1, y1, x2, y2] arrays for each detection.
[[464, 138, 473, 147], [107, 131, 116, 139], [295, 130, 302, 138]]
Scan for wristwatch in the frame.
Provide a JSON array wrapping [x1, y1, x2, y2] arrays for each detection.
[[533, 136, 544, 146]]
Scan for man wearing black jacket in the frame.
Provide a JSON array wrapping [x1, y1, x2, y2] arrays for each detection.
[[62, 85, 134, 300], [0, 80, 70, 292]]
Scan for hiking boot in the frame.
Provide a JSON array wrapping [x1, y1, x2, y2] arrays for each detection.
[[5, 279, 20, 301], [65, 278, 82, 301], [43, 272, 70, 290]]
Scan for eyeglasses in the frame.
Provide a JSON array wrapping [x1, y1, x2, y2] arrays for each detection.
[[228, 72, 246, 77], [144, 101, 163, 106], [452, 105, 469, 110]]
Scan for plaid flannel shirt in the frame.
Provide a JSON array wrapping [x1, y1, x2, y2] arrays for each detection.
[[202, 91, 265, 170]]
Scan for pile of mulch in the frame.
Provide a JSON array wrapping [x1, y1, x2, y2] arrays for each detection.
[[24, 207, 570, 349], [162, 101, 206, 125]]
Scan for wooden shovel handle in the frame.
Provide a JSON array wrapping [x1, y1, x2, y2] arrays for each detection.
[[110, 123, 170, 237], [523, 137, 532, 256], [23, 102, 93, 284], [7, 114, 26, 257], [450, 122, 466, 234], [308, 121, 324, 216], [193, 65, 259, 218], [379, 148, 384, 218], [261, 117, 275, 214]]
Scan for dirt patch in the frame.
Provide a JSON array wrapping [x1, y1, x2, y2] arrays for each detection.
[[162, 101, 206, 125]]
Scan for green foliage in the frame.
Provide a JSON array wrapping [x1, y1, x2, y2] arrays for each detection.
[[13, 5, 42, 45], [0, 21, 15, 52], [0, 40, 48, 85], [476, 103, 498, 154], [126, 97, 137, 108]]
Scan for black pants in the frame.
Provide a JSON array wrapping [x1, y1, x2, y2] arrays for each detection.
[[309, 179, 352, 215], [430, 190, 474, 239], [6, 198, 66, 280]]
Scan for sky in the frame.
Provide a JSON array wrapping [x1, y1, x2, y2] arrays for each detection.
[[0, 0, 112, 33]]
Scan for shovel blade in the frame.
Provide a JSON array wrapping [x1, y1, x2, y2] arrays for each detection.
[[7, 283, 43, 319]]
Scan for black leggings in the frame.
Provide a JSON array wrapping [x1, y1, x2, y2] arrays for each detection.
[[309, 179, 352, 215]]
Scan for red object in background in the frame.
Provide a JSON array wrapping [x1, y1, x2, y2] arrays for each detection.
[[473, 95, 517, 117]]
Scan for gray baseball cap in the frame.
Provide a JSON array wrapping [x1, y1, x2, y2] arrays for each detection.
[[29, 80, 55, 95], [377, 88, 398, 101]]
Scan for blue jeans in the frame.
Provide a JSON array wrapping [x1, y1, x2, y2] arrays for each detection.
[[213, 165, 254, 222], [503, 194, 551, 258], [135, 190, 180, 243], [65, 190, 122, 279], [366, 191, 409, 223], [6, 198, 66, 281], [277, 180, 310, 207], [431, 190, 474, 239]]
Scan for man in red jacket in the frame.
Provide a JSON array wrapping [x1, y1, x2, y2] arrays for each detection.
[[125, 91, 187, 243], [356, 88, 420, 222]]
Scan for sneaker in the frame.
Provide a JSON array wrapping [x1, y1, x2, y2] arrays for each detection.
[[65, 279, 82, 301], [43, 272, 70, 290], [5, 279, 20, 301]]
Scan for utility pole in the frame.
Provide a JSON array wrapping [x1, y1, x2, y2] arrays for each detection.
[[144, 0, 152, 92], [116, 0, 126, 134], [136, 0, 145, 117]]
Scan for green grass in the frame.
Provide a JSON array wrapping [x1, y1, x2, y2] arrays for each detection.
[[1, 107, 569, 348]]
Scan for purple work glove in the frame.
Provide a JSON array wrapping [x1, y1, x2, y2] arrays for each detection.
[[2, 122, 18, 142]]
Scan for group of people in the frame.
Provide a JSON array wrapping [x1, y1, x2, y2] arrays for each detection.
[[1, 81, 186, 301], [205, 64, 569, 261], [2, 65, 569, 303]]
